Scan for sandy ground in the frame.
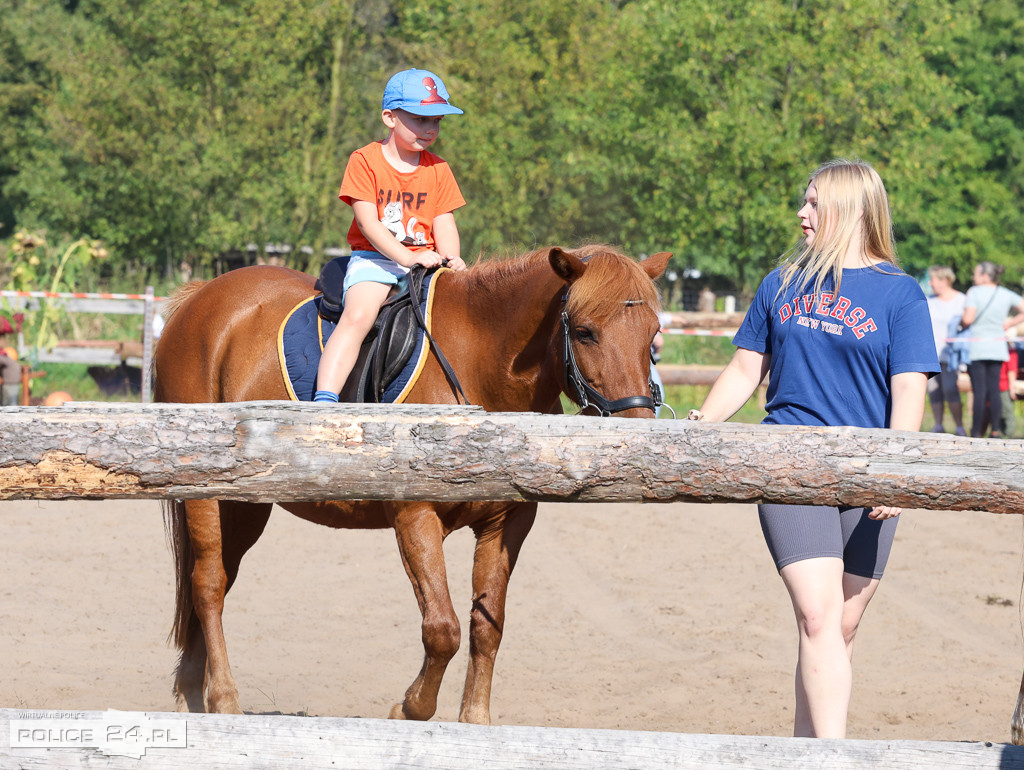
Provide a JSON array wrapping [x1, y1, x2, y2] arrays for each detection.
[[1, 498, 1023, 743]]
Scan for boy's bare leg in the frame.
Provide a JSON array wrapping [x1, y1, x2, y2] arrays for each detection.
[[316, 281, 392, 395]]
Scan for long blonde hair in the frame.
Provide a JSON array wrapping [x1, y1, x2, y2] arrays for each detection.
[[777, 159, 898, 300]]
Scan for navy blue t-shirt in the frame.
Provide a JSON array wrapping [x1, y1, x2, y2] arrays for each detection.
[[733, 264, 939, 429]]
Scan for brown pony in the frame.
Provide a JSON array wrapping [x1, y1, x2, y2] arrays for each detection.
[[156, 244, 670, 724]]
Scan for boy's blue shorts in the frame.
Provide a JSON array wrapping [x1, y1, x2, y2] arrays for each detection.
[[343, 251, 410, 303]]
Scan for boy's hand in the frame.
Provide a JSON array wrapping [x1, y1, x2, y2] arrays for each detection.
[[441, 256, 467, 271], [411, 250, 445, 269]]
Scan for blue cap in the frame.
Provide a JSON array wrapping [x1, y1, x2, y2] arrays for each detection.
[[382, 69, 464, 116]]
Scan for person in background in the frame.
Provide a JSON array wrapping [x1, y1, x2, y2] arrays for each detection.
[[925, 265, 967, 435], [650, 327, 665, 417], [960, 262, 1024, 438], [698, 286, 717, 313], [691, 159, 938, 738], [979, 335, 1018, 438], [0, 315, 20, 406], [1000, 343, 1018, 437]]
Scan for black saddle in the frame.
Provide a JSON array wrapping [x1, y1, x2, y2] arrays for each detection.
[[314, 258, 468, 404]]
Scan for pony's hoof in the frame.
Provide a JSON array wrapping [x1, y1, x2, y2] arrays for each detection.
[[173, 690, 206, 713], [1013, 722, 1024, 747], [389, 703, 408, 720], [208, 695, 243, 714], [458, 709, 491, 726]]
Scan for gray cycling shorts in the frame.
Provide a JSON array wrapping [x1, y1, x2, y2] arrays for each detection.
[[757, 503, 898, 580]]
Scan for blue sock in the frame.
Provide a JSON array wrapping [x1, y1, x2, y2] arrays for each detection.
[[313, 390, 339, 403]]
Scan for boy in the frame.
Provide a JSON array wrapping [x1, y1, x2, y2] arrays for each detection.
[[314, 69, 467, 403]]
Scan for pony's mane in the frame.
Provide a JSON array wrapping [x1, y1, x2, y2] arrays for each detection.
[[565, 244, 661, 323], [463, 244, 659, 323], [162, 280, 208, 323], [463, 247, 543, 287]]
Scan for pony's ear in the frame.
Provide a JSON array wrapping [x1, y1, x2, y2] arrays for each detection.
[[548, 247, 587, 283], [641, 252, 672, 280]]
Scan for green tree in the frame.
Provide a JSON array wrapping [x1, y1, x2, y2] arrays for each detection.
[[2, 0, 391, 277], [2, 0, 1021, 297], [904, 0, 1024, 286], [392, 0, 622, 258], [600, 0, 969, 296], [0, 1, 65, 240]]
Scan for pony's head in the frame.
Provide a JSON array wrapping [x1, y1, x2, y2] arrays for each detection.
[[549, 245, 671, 417]]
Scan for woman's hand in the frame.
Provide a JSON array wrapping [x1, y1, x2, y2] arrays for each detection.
[[868, 505, 902, 520]]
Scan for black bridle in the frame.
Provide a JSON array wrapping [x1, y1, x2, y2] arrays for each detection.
[[560, 309, 664, 417]]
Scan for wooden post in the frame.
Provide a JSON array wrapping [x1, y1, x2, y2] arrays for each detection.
[[18, 363, 45, 406], [661, 310, 743, 329], [655, 364, 722, 386], [0, 401, 1020, 511], [19, 363, 29, 406]]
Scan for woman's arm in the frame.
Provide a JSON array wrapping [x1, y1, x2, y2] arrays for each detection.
[[696, 347, 770, 422], [869, 370, 928, 520], [960, 305, 976, 327], [1002, 299, 1024, 332], [888, 371, 928, 432]]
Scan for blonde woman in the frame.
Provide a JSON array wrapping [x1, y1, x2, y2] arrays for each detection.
[[691, 160, 938, 738]]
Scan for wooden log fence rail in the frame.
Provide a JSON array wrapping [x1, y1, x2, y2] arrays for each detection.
[[2, 708, 1023, 769], [0, 401, 1021, 513]]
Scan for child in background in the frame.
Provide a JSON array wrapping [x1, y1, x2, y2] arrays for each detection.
[[314, 69, 468, 403], [0, 315, 20, 406], [978, 344, 1019, 438], [1001, 345, 1018, 437]]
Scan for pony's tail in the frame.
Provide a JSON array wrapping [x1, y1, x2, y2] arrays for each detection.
[[163, 499, 194, 650]]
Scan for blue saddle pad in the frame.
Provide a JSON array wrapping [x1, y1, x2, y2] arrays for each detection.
[[277, 270, 441, 403]]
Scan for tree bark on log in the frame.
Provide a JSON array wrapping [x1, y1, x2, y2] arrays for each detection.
[[0, 401, 1020, 512]]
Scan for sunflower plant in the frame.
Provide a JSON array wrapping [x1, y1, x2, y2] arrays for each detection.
[[3, 230, 109, 361]]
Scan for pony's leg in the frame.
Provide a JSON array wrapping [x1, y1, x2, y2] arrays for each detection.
[[388, 504, 461, 721], [1013, 666, 1024, 745], [459, 503, 537, 725], [175, 500, 271, 713]]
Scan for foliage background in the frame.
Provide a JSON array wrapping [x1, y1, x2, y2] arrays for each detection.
[[1, 0, 1022, 299]]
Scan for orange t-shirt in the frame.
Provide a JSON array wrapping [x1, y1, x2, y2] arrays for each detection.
[[339, 141, 465, 253]]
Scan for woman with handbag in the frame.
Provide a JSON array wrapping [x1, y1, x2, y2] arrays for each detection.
[[960, 261, 1024, 437]]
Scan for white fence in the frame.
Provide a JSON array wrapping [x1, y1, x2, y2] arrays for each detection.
[[1, 288, 166, 401]]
